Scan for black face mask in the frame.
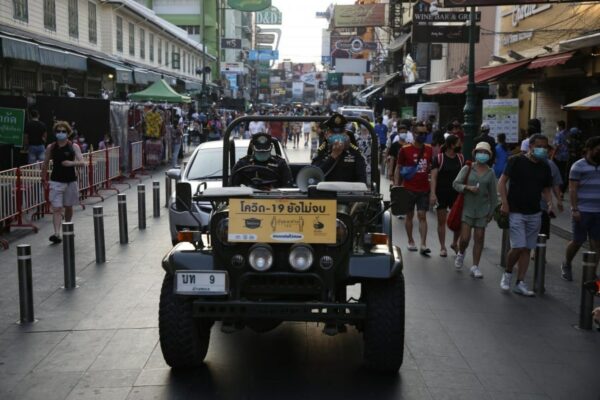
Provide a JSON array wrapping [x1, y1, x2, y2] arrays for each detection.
[[454, 146, 462, 153], [592, 154, 600, 164]]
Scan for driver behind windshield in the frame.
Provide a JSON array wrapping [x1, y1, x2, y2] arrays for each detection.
[[312, 113, 367, 184], [231, 132, 292, 189]]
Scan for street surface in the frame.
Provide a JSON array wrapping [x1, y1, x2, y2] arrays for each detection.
[[0, 145, 598, 400]]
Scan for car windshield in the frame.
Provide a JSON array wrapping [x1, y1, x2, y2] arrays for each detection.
[[186, 148, 246, 180]]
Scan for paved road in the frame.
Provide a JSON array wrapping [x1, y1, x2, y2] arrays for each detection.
[[0, 146, 599, 400]]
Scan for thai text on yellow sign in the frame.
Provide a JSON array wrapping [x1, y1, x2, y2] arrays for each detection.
[[228, 198, 337, 244]]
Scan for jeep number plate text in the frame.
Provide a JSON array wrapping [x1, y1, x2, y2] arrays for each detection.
[[175, 271, 228, 295]]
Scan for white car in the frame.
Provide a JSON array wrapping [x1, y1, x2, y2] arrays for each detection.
[[167, 139, 288, 244], [337, 106, 375, 123]]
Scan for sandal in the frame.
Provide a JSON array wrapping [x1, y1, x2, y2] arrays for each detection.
[[420, 247, 431, 256], [407, 244, 418, 251], [450, 244, 458, 254], [440, 249, 448, 257]]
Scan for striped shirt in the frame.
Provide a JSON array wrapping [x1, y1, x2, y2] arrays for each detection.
[[569, 158, 600, 213]]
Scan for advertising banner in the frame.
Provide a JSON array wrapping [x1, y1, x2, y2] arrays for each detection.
[[416, 102, 439, 125], [248, 49, 279, 61], [482, 99, 519, 143], [342, 75, 364, 85], [220, 62, 244, 73], [228, 199, 337, 244], [292, 81, 304, 99], [0, 107, 25, 146], [334, 58, 368, 74], [333, 4, 386, 28]]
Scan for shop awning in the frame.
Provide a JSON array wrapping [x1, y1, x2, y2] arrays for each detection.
[[360, 85, 384, 99], [39, 46, 87, 71], [0, 35, 39, 62], [425, 60, 530, 95], [405, 82, 429, 95], [89, 57, 133, 84], [388, 33, 411, 53], [562, 92, 600, 111], [527, 51, 574, 70]]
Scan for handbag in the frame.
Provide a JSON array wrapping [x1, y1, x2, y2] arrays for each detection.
[[447, 162, 472, 232], [400, 145, 425, 180]]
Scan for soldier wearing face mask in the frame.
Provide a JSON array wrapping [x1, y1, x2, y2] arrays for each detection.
[[231, 132, 292, 189], [312, 113, 367, 184]]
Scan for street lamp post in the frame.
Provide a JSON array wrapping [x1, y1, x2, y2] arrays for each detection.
[[462, 6, 477, 159]]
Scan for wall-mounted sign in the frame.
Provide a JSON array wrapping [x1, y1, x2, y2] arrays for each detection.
[[227, 0, 271, 12], [220, 62, 244, 74], [221, 38, 242, 49], [257, 33, 276, 45], [482, 99, 520, 143], [413, 25, 480, 43], [248, 49, 279, 61], [504, 4, 551, 27], [442, 0, 572, 6], [0, 107, 25, 147], [256, 6, 282, 25], [413, 11, 481, 23], [334, 37, 378, 53], [333, 4, 386, 28]]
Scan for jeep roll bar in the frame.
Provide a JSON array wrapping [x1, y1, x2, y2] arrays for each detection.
[[222, 115, 380, 192]]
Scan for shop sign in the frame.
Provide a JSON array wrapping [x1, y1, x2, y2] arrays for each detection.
[[504, 4, 552, 27], [482, 99, 519, 143], [220, 62, 244, 74], [256, 6, 282, 25], [443, 0, 570, 6], [227, 0, 270, 12], [413, 25, 480, 43], [502, 30, 533, 46], [401, 106, 414, 120], [335, 37, 378, 53], [413, 11, 481, 23], [248, 49, 279, 61], [333, 4, 386, 28], [326, 72, 343, 89], [0, 107, 25, 147], [221, 38, 242, 49], [257, 33, 275, 45]]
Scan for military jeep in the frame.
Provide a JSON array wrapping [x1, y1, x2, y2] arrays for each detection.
[[159, 115, 405, 372]]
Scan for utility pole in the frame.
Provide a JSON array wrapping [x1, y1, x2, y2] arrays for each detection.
[[201, 0, 207, 110], [462, 6, 477, 159]]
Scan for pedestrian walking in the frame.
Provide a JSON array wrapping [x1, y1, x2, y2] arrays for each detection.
[[493, 133, 509, 178], [24, 109, 47, 163], [561, 136, 600, 281], [41, 121, 85, 244], [430, 134, 464, 257], [171, 114, 183, 167], [474, 123, 496, 165], [394, 122, 433, 255], [553, 120, 569, 193], [453, 142, 498, 278], [498, 134, 554, 296]]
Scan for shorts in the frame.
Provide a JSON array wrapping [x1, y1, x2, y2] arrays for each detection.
[[572, 211, 600, 244], [509, 212, 542, 249], [406, 190, 430, 212], [436, 190, 458, 210], [49, 181, 79, 208], [462, 215, 489, 228]]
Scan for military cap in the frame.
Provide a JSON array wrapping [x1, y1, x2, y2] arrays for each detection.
[[322, 113, 348, 134], [251, 132, 273, 152]]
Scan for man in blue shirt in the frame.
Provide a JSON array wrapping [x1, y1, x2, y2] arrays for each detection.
[[562, 136, 600, 281], [374, 117, 388, 151], [553, 120, 569, 193]]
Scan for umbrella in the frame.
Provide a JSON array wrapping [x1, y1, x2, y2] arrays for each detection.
[[562, 93, 600, 111], [129, 79, 191, 103]]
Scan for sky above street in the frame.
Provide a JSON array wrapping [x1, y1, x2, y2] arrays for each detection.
[[268, 0, 355, 66]]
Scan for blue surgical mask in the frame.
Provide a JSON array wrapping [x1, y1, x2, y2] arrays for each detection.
[[532, 147, 548, 160], [254, 151, 270, 162], [56, 133, 68, 141], [475, 153, 490, 164], [398, 133, 407, 141], [415, 134, 426, 143], [327, 134, 347, 145]]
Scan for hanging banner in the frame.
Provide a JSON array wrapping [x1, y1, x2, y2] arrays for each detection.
[[0, 107, 25, 146], [482, 99, 520, 143], [292, 82, 304, 99], [333, 4, 387, 28]]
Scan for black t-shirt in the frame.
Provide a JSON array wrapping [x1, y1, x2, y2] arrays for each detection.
[[504, 154, 552, 214], [432, 153, 463, 195], [25, 120, 47, 146], [50, 142, 77, 183]]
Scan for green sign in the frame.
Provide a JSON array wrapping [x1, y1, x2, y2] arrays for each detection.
[[0, 107, 25, 147], [228, 0, 271, 12], [401, 107, 414, 120], [326, 73, 342, 89]]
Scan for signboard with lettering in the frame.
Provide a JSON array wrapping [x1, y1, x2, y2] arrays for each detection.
[[220, 62, 244, 74], [221, 38, 242, 49], [257, 33, 276, 45], [413, 25, 480, 43], [413, 11, 481, 23], [228, 199, 337, 244], [256, 6, 282, 25], [333, 4, 387, 28], [248, 49, 279, 61], [442, 0, 574, 6], [0, 107, 25, 146], [482, 99, 519, 143]]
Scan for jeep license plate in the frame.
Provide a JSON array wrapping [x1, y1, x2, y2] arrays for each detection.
[[175, 271, 228, 295]]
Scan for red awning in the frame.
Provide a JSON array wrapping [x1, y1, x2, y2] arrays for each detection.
[[527, 51, 575, 70], [425, 60, 531, 95]]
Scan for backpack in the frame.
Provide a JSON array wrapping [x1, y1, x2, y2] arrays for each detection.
[[437, 152, 464, 171]]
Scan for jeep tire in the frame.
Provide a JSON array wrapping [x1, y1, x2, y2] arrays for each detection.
[[362, 273, 405, 373], [159, 273, 212, 368]]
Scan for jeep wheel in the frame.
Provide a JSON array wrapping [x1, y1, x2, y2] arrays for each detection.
[[362, 273, 405, 373], [246, 319, 282, 333], [159, 273, 212, 368]]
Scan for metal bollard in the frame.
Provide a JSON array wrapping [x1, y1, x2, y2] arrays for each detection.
[[153, 181, 160, 218], [578, 251, 597, 330], [17, 244, 34, 323], [165, 174, 172, 208], [138, 184, 146, 230], [500, 229, 509, 268], [533, 234, 547, 294], [62, 222, 76, 289], [93, 206, 106, 264], [118, 193, 128, 244]]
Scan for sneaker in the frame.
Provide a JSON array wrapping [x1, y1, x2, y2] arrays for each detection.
[[500, 272, 512, 291], [49, 234, 62, 244], [454, 253, 464, 270], [561, 262, 573, 282], [513, 281, 535, 297], [470, 265, 483, 279]]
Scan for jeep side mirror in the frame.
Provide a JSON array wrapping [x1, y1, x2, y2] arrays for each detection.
[[166, 168, 181, 181], [175, 182, 192, 211]]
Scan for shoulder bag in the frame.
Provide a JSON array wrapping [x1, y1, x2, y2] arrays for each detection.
[[447, 161, 472, 232]]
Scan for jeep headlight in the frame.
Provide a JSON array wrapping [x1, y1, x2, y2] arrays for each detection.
[[289, 244, 313, 271], [336, 219, 348, 245], [216, 218, 229, 243], [248, 244, 273, 272]]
